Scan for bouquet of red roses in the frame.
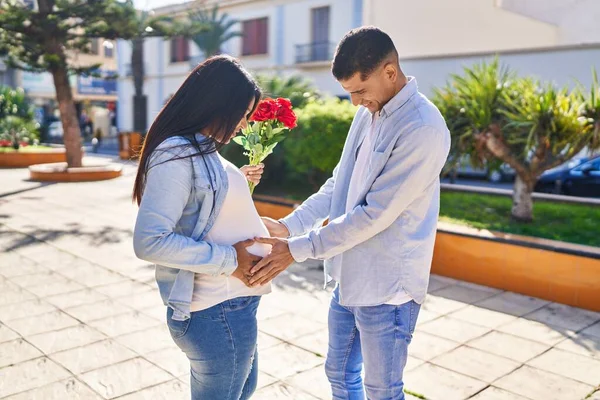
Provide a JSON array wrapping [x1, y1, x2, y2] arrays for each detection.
[[233, 97, 297, 194]]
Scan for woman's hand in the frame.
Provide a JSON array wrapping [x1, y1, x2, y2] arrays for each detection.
[[241, 164, 264, 186]]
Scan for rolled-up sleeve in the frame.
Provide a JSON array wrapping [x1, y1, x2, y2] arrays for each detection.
[[133, 145, 237, 276]]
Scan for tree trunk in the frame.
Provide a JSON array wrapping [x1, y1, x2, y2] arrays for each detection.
[[131, 38, 147, 132], [50, 65, 83, 168], [511, 174, 535, 222]]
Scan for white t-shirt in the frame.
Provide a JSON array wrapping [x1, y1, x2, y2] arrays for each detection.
[[190, 155, 272, 312], [334, 111, 412, 306]]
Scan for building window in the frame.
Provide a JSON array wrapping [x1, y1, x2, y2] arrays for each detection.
[[90, 39, 100, 55], [104, 41, 114, 58], [170, 36, 190, 63], [242, 18, 268, 56]]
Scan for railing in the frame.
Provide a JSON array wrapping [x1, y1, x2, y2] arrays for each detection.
[[295, 42, 335, 64]]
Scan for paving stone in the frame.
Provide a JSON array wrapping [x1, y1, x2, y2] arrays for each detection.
[[497, 318, 574, 345], [94, 280, 153, 298], [0, 357, 71, 398], [138, 306, 167, 324], [0, 338, 43, 368], [0, 323, 20, 344], [27, 324, 105, 354], [10, 271, 70, 288], [494, 365, 593, 400], [450, 305, 517, 328], [415, 309, 442, 326], [470, 387, 529, 400], [260, 343, 325, 380], [555, 332, 600, 359], [289, 330, 327, 357], [258, 331, 285, 352], [88, 311, 161, 337], [0, 285, 36, 306], [3, 378, 102, 400], [421, 294, 467, 315], [260, 313, 326, 341], [64, 299, 133, 323], [50, 339, 137, 375], [79, 358, 173, 399], [419, 316, 491, 343], [409, 331, 460, 361], [254, 381, 319, 399], [62, 264, 127, 288], [527, 348, 600, 386], [115, 380, 189, 400], [524, 303, 600, 331], [467, 331, 550, 363], [5, 310, 79, 337], [431, 283, 499, 304], [286, 365, 330, 400], [476, 292, 549, 317], [431, 346, 520, 383], [114, 290, 164, 311], [0, 298, 56, 322], [27, 279, 85, 298], [144, 347, 189, 378], [428, 275, 459, 292], [116, 325, 174, 355], [0, 254, 43, 278], [581, 321, 600, 338], [404, 363, 488, 400], [44, 289, 108, 309], [257, 372, 278, 390]]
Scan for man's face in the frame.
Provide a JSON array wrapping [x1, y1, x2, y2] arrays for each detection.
[[339, 63, 397, 113]]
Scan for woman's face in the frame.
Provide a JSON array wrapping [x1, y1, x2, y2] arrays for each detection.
[[219, 98, 256, 145]]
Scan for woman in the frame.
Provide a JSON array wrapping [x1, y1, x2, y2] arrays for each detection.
[[132, 55, 271, 400]]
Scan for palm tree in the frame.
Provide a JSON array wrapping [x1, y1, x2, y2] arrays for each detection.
[[256, 74, 320, 108], [189, 4, 243, 58]]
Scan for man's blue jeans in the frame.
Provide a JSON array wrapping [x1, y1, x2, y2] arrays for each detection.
[[326, 286, 421, 400]]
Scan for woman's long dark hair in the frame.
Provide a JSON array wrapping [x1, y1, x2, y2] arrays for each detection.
[[133, 55, 261, 205]]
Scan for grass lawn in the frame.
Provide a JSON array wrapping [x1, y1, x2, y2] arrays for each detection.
[[0, 145, 56, 153], [440, 191, 600, 247]]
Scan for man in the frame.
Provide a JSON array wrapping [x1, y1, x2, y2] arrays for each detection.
[[251, 27, 450, 399]]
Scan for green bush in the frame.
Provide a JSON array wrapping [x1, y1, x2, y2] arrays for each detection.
[[0, 86, 39, 149], [256, 74, 320, 109], [283, 98, 356, 191]]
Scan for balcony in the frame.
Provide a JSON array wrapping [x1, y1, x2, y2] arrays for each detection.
[[295, 42, 335, 65]]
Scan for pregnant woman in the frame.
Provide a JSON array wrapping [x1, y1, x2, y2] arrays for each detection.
[[133, 55, 271, 400]]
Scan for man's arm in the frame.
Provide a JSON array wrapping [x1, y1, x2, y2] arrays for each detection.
[[288, 125, 450, 262], [278, 162, 339, 237]]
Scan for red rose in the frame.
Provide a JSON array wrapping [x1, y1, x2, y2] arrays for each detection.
[[276, 105, 297, 129], [276, 97, 292, 109], [251, 98, 278, 122]]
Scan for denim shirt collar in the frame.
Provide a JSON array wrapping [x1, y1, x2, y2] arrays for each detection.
[[380, 76, 418, 119]]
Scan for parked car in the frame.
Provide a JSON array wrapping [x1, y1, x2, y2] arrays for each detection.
[[535, 156, 600, 197], [446, 155, 515, 183]]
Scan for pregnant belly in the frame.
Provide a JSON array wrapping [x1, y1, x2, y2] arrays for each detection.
[[204, 213, 272, 259]]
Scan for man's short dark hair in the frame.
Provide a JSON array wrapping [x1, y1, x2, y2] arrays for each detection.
[[332, 26, 397, 81]]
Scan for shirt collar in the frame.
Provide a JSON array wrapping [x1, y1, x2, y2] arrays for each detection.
[[380, 76, 418, 118]]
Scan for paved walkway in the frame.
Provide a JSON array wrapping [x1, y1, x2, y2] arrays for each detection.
[[0, 156, 599, 400]]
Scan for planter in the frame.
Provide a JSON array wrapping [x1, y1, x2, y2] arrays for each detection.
[[0, 148, 67, 168], [433, 222, 600, 312], [29, 162, 122, 182], [254, 196, 600, 312]]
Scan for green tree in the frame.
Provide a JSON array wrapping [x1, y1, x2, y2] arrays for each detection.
[[189, 4, 242, 58], [256, 74, 320, 108], [433, 60, 599, 222], [0, 0, 139, 167], [0, 86, 38, 149]]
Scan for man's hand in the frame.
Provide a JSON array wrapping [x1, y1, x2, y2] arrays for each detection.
[[232, 239, 261, 286], [240, 164, 264, 186], [261, 217, 290, 238], [248, 237, 294, 286]]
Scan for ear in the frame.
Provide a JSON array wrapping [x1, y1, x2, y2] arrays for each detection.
[[384, 63, 398, 82]]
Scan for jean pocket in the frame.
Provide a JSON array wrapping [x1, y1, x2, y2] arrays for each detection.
[[166, 307, 191, 339]]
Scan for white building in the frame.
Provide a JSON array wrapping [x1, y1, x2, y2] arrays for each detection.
[[116, 0, 364, 132], [117, 0, 600, 132]]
